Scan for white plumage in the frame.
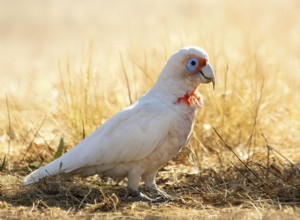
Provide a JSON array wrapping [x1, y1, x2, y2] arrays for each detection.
[[23, 46, 215, 201]]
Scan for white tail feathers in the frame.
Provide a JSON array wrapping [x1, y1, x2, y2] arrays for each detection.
[[22, 160, 65, 186]]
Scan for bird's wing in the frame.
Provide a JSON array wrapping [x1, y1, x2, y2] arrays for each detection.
[[23, 99, 175, 185]]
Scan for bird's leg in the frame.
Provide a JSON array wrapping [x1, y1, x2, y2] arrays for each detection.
[[122, 170, 154, 202], [142, 170, 172, 201]]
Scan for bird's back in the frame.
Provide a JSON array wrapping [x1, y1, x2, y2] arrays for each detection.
[[22, 94, 181, 186]]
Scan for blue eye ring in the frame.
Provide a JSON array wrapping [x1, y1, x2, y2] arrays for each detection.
[[186, 57, 199, 73]]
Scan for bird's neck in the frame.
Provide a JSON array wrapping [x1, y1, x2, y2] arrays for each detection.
[[148, 80, 203, 109], [174, 88, 203, 107]]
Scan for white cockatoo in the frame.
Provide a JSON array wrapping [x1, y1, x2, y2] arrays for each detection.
[[23, 46, 215, 201]]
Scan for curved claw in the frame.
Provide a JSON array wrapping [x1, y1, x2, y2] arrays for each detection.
[[146, 186, 173, 201]]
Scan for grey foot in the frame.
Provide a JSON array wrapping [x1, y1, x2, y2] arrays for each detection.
[[146, 186, 172, 201], [122, 189, 168, 203]]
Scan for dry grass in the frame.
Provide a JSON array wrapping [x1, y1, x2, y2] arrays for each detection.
[[2, 160, 300, 219], [1, 0, 300, 219]]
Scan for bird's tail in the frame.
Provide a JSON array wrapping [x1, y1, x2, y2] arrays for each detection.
[[22, 159, 66, 186]]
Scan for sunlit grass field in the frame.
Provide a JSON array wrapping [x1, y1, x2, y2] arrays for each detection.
[[1, 0, 300, 219]]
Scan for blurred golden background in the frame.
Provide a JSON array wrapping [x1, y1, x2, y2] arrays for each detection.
[[1, 1, 300, 218], [0, 0, 300, 166]]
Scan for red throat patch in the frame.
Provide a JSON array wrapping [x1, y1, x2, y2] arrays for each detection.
[[175, 88, 202, 107]]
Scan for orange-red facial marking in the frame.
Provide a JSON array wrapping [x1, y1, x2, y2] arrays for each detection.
[[183, 54, 207, 74], [175, 87, 202, 107]]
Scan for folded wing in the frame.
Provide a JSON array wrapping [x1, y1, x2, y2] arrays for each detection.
[[23, 99, 174, 186]]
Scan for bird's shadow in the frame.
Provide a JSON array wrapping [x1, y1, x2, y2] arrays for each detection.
[[2, 175, 130, 212]]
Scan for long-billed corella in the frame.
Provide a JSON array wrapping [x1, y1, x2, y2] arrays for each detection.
[[23, 46, 215, 202]]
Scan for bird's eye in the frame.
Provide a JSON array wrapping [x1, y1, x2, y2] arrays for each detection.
[[186, 57, 199, 73]]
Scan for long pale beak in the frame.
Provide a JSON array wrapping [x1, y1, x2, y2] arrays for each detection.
[[199, 63, 215, 90]]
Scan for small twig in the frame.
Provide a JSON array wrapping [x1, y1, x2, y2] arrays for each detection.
[[132, 52, 154, 84], [213, 127, 267, 186], [0, 155, 6, 171], [230, 161, 273, 197], [221, 62, 229, 136], [253, 162, 298, 188], [78, 188, 92, 209], [119, 53, 133, 105], [38, 199, 50, 209], [261, 133, 271, 177], [261, 133, 296, 167], [82, 119, 86, 139], [246, 78, 265, 162], [20, 115, 47, 164], [5, 94, 13, 170], [58, 60, 71, 114]]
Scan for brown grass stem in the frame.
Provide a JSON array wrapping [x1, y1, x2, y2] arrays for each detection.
[[119, 53, 133, 105]]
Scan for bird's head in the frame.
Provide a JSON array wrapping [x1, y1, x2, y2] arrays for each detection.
[[164, 46, 215, 89], [155, 46, 215, 107]]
